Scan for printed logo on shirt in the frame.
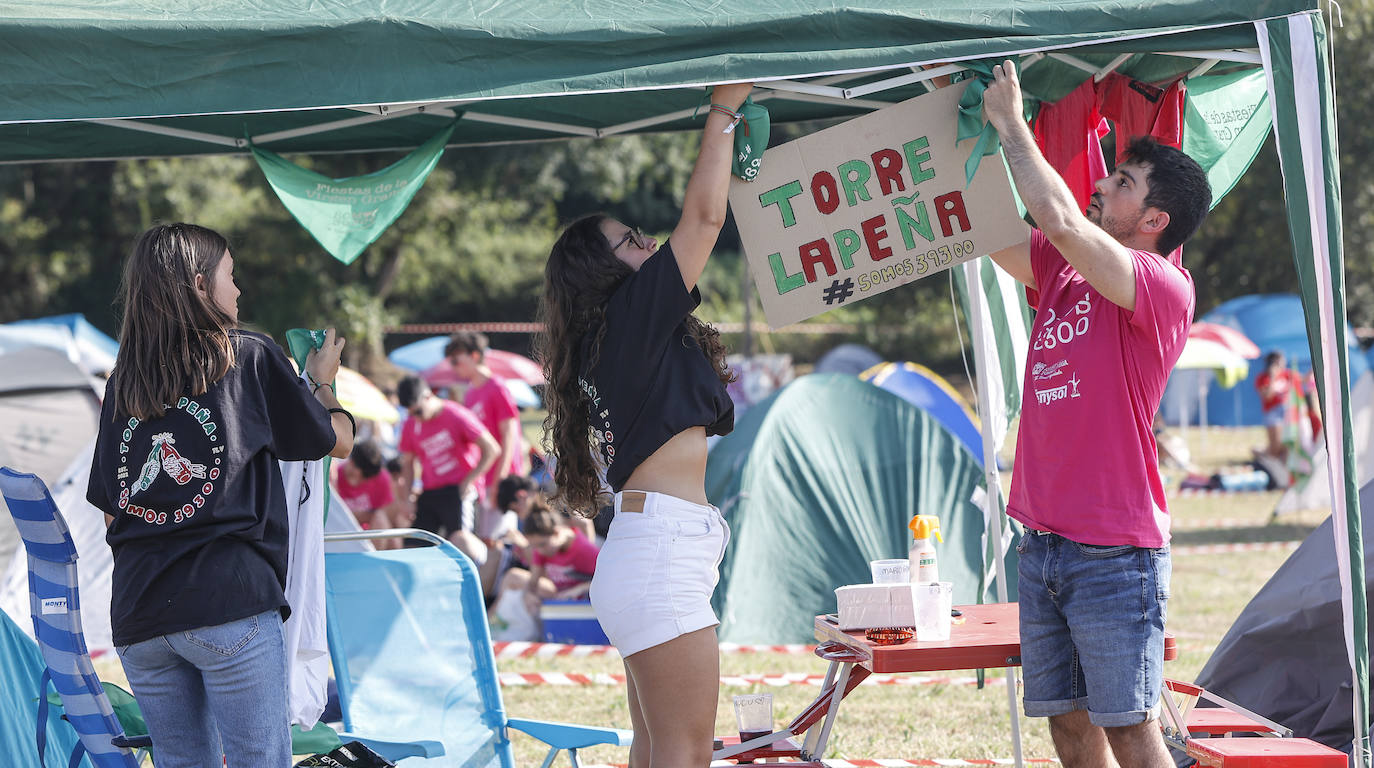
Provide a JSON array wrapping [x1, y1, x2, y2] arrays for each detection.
[[579, 377, 616, 468], [1034, 372, 1084, 405], [1032, 293, 1092, 352], [114, 396, 223, 526], [1032, 360, 1068, 381]]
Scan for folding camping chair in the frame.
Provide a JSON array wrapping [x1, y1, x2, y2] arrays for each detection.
[[323, 528, 632, 768], [0, 466, 147, 768]]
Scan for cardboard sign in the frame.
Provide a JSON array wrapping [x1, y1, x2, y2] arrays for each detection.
[[730, 82, 1027, 328]]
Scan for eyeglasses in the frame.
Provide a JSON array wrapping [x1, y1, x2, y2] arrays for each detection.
[[611, 226, 646, 251]]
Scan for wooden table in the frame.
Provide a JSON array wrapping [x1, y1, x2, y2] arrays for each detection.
[[711, 603, 1176, 766]]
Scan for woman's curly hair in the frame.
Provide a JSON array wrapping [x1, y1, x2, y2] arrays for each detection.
[[534, 214, 734, 517]]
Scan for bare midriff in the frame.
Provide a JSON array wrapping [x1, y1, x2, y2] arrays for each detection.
[[621, 426, 709, 505]]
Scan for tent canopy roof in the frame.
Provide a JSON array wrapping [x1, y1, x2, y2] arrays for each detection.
[[0, 0, 1317, 162]]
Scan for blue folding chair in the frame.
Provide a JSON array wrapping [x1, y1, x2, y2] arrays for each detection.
[[323, 529, 632, 768], [0, 466, 146, 768]]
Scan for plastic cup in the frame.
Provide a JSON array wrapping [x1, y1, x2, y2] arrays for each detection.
[[914, 581, 953, 641], [732, 693, 774, 744], [869, 559, 910, 583]]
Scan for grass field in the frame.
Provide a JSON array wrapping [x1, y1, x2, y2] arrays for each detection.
[[91, 425, 1331, 765]]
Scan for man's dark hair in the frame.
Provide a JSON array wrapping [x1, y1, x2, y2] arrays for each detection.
[[396, 375, 428, 409], [1265, 350, 1286, 369], [496, 474, 537, 511], [444, 331, 489, 360], [349, 441, 385, 478], [1122, 136, 1212, 257]]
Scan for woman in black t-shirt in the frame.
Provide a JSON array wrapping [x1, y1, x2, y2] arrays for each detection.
[[537, 82, 750, 768], [87, 223, 353, 768]]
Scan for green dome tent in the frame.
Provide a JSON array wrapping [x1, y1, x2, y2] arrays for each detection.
[[706, 373, 1017, 644]]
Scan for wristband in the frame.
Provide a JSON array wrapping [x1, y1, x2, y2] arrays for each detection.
[[306, 372, 335, 395], [327, 407, 356, 438], [708, 103, 744, 134]]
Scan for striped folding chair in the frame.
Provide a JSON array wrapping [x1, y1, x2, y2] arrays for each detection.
[[0, 466, 146, 768]]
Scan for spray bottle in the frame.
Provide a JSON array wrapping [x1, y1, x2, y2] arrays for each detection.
[[907, 514, 943, 583]]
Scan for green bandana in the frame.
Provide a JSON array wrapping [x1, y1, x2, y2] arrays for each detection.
[[252, 122, 455, 265], [733, 98, 770, 182], [1181, 69, 1272, 208]]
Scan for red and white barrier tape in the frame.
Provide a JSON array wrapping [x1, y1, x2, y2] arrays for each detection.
[[492, 641, 818, 659], [582, 760, 1057, 767], [1175, 488, 1273, 497], [1172, 541, 1300, 556], [1170, 517, 1272, 531], [499, 672, 1006, 688]]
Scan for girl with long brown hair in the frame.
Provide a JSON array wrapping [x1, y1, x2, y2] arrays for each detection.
[[536, 81, 751, 768], [86, 223, 353, 767]]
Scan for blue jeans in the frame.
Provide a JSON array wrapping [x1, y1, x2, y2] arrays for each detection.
[[1016, 529, 1170, 727], [116, 610, 290, 767]]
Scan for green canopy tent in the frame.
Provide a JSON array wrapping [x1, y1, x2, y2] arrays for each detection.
[[0, 1, 1363, 762], [705, 373, 1016, 644]]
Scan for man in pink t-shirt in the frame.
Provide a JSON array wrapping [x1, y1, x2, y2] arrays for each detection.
[[444, 331, 528, 510], [985, 62, 1211, 768], [396, 375, 499, 543]]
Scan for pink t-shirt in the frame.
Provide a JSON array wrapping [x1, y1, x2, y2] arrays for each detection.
[[398, 400, 493, 496], [531, 530, 600, 592], [1007, 229, 1193, 548], [333, 463, 395, 514], [463, 376, 523, 490]]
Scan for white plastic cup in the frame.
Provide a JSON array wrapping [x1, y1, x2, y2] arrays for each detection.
[[732, 693, 774, 742], [914, 581, 953, 641], [869, 559, 910, 583]]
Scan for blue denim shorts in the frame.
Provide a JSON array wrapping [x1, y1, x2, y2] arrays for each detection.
[[1016, 529, 1171, 727]]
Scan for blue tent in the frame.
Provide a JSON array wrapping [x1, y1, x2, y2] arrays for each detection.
[[0, 314, 119, 377], [860, 362, 982, 466], [1161, 295, 1368, 426]]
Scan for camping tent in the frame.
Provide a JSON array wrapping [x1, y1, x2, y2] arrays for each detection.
[[860, 361, 982, 465], [1163, 294, 1369, 427], [0, 2, 1366, 760], [1191, 476, 1374, 757], [706, 374, 1015, 644], [813, 344, 883, 377], [0, 347, 102, 571], [0, 315, 119, 377]]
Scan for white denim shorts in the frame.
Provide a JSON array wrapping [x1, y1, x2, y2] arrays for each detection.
[[588, 490, 730, 657]]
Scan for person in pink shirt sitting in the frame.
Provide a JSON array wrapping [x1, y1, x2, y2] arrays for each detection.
[[333, 441, 404, 549], [396, 375, 499, 557], [985, 62, 1211, 768], [495, 507, 600, 634], [444, 331, 528, 514]]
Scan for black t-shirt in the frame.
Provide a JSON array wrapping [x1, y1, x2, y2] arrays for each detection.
[[579, 242, 734, 492], [87, 329, 335, 647]]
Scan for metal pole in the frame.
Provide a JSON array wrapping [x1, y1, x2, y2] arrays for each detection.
[[741, 259, 754, 358], [965, 260, 1024, 768]]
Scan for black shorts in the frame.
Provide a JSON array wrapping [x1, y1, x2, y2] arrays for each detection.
[[413, 485, 474, 537]]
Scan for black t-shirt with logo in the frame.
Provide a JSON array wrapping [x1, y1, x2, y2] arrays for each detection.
[[579, 242, 734, 492], [87, 329, 335, 647]]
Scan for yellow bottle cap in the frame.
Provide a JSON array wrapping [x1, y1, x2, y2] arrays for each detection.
[[907, 514, 943, 543]]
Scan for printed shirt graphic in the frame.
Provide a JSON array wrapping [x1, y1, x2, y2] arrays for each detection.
[[333, 463, 395, 514], [399, 400, 492, 495], [1007, 230, 1193, 547], [463, 375, 522, 488], [531, 530, 600, 591], [581, 242, 734, 492], [88, 330, 336, 646]]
